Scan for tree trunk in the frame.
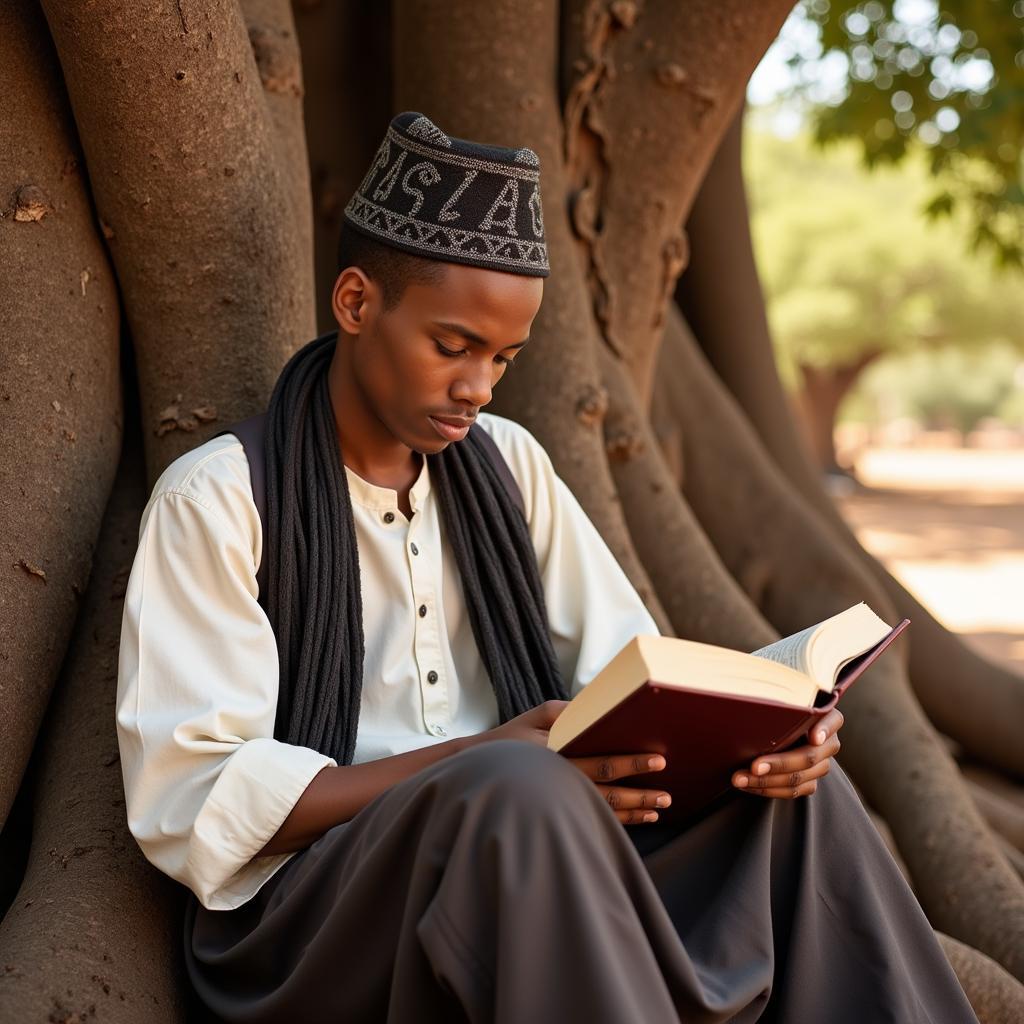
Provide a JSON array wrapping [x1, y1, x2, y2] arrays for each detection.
[[676, 98, 1024, 779], [560, 0, 792, 406], [0, 0, 122, 829], [0, 429, 187, 1023], [652, 303, 1024, 980], [293, 0, 393, 331], [938, 934, 1024, 1024], [40, 0, 316, 480], [796, 353, 880, 475]]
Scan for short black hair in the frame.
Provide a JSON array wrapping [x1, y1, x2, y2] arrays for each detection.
[[336, 222, 447, 311]]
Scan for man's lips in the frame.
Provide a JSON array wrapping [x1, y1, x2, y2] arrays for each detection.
[[429, 415, 474, 441]]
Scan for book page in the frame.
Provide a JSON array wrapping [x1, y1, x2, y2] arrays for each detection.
[[750, 623, 818, 675]]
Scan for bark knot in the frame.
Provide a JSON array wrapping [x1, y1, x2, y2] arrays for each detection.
[[11, 184, 53, 223], [575, 385, 609, 426], [605, 427, 644, 462], [655, 61, 688, 87], [156, 397, 218, 437], [248, 26, 303, 97], [609, 1, 639, 29]]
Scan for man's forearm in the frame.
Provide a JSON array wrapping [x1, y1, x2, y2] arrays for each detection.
[[257, 732, 483, 857]]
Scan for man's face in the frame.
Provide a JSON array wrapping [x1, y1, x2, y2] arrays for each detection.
[[343, 262, 543, 454]]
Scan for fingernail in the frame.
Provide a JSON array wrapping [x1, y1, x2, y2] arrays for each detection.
[[656, 794, 671, 807], [755, 762, 770, 776], [643, 811, 658, 822], [647, 756, 665, 771], [815, 730, 826, 744], [735, 775, 748, 788]]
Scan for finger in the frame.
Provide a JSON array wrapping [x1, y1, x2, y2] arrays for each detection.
[[746, 734, 840, 779], [810, 708, 844, 745], [534, 699, 570, 727], [570, 753, 667, 782], [739, 778, 819, 800], [616, 808, 661, 824], [596, 785, 672, 812], [734, 757, 832, 792]]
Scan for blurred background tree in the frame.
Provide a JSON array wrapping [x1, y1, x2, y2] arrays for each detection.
[[745, 129, 1024, 471], [744, 0, 1024, 474]]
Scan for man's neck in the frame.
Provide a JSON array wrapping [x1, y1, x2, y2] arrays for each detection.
[[327, 337, 422, 502]]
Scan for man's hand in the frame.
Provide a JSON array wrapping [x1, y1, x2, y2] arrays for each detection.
[[484, 700, 570, 747], [731, 708, 844, 799], [481, 702, 670, 824], [564, 753, 671, 824]]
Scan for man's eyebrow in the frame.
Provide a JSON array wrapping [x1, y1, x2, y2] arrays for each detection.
[[431, 321, 530, 349]]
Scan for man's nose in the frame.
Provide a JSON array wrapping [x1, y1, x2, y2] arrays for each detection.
[[451, 363, 493, 407]]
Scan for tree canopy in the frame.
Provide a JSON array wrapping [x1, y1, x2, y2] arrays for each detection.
[[779, 0, 1024, 267], [745, 128, 1024, 381]]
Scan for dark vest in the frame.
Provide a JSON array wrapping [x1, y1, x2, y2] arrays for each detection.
[[216, 413, 524, 612]]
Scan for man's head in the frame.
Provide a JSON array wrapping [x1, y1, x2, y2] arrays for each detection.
[[332, 224, 542, 455], [331, 112, 549, 455]]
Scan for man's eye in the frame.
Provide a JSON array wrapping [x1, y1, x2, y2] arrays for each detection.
[[434, 340, 464, 358]]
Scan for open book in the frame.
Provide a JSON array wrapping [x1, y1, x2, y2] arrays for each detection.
[[548, 603, 909, 820]]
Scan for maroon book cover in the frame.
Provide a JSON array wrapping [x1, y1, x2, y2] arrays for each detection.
[[557, 619, 910, 822]]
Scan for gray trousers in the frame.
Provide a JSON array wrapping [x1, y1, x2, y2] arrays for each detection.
[[185, 739, 978, 1023]]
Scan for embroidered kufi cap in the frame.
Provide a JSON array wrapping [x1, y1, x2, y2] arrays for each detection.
[[342, 111, 549, 278]]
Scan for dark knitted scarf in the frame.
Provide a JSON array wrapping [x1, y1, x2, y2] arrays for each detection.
[[263, 332, 569, 765]]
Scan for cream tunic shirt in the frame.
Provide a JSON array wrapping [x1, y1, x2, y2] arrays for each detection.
[[116, 412, 659, 910]]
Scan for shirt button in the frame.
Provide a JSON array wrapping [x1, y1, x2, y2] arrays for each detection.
[[427, 670, 438, 684], [418, 604, 427, 618], [410, 542, 419, 555], [429, 724, 447, 737], [383, 511, 395, 524]]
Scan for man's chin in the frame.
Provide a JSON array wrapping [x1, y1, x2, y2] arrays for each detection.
[[408, 439, 449, 456]]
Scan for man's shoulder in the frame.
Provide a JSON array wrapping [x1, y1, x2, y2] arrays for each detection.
[[473, 413, 556, 518], [474, 412, 550, 465], [146, 433, 258, 537]]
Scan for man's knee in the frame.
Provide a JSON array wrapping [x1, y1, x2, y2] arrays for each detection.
[[440, 738, 590, 809]]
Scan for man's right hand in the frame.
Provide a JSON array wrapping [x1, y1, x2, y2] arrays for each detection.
[[483, 700, 569, 747], [479, 701, 670, 824]]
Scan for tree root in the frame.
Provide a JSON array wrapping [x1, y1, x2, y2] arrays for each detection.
[[651, 304, 1024, 980], [41, 0, 316, 478], [0, 433, 187, 1022], [674, 99, 1024, 778], [0, 0, 121, 828], [938, 934, 1024, 1024]]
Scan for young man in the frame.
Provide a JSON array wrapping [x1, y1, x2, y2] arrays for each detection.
[[116, 112, 976, 1022]]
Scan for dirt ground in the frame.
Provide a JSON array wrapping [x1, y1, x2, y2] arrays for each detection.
[[837, 447, 1024, 672]]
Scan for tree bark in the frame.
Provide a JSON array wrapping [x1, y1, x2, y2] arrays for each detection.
[[293, 0, 393, 331], [392, 0, 669, 627], [0, 431, 187, 1024], [652, 303, 1024, 980], [676, 98, 1024, 779], [40, 0, 316, 480], [0, 0, 122, 829], [239, 0, 315, 277], [937, 934, 1024, 1024], [963, 777, 1024, 853], [560, 0, 792, 406], [596, 338, 776, 650]]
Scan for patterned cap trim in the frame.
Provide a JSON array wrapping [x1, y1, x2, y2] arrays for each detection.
[[342, 112, 549, 278]]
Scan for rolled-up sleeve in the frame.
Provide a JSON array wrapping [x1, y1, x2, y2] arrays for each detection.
[[116, 474, 335, 911]]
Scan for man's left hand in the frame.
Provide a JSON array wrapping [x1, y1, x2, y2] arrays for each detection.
[[731, 708, 843, 799]]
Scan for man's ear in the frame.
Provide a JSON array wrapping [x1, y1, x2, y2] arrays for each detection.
[[333, 267, 372, 333]]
